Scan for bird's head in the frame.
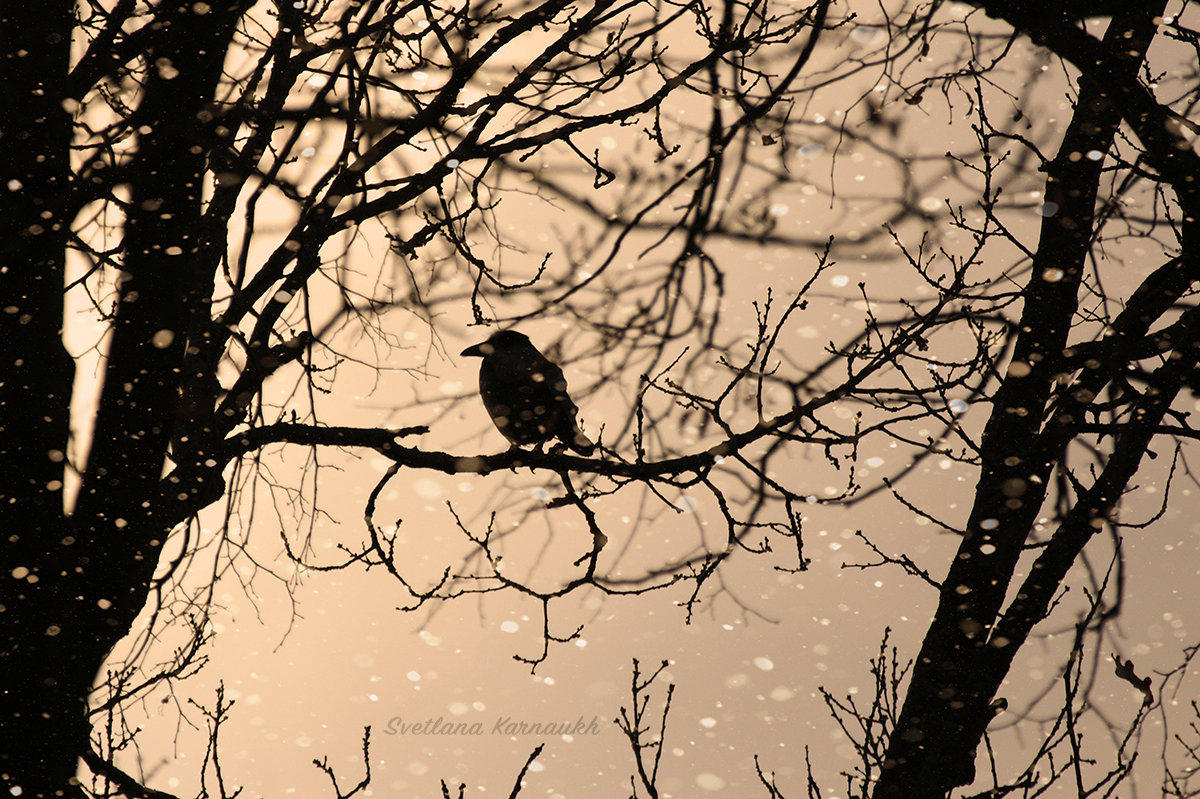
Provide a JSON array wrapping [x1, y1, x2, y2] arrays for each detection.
[[460, 330, 532, 358]]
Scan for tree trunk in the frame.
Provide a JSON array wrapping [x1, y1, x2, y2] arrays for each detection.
[[0, 2, 88, 794], [1, 3, 248, 794], [873, 6, 1166, 796]]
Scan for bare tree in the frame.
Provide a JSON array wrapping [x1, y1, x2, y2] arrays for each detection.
[[1, 0, 830, 793], [868, 3, 1200, 796], [2, 0, 1199, 797]]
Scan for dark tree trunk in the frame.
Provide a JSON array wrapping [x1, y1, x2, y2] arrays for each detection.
[[873, 5, 1174, 796], [1, 3, 248, 795], [0, 2, 90, 794]]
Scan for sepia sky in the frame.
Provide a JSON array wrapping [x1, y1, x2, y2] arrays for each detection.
[[87, 3, 1200, 797]]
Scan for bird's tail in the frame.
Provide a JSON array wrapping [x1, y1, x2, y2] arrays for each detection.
[[565, 421, 595, 456]]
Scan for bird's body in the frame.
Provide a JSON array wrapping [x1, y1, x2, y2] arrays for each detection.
[[461, 330, 595, 455]]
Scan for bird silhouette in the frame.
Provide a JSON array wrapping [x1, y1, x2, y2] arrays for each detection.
[[461, 330, 595, 455]]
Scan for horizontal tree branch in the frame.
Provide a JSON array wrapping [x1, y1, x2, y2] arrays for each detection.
[[216, 421, 729, 479]]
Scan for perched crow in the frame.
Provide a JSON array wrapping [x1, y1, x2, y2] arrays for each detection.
[[461, 330, 595, 455]]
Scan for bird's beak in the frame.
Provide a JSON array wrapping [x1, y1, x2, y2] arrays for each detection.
[[461, 342, 490, 357]]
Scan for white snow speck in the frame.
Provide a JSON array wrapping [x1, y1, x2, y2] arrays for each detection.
[[414, 479, 444, 499], [851, 25, 884, 44]]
